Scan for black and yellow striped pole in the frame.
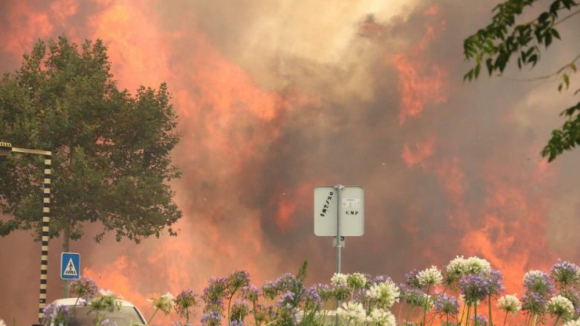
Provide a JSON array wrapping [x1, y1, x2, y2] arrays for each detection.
[[0, 142, 52, 323]]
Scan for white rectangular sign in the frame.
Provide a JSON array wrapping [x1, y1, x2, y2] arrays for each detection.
[[314, 186, 364, 236]]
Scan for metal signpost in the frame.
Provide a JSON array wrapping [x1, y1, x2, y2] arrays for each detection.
[[0, 142, 52, 323], [314, 185, 364, 274]]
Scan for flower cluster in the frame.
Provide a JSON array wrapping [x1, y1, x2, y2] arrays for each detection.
[[70, 276, 99, 300], [497, 294, 522, 315], [366, 280, 400, 308], [174, 289, 199, 323], [552, 261, 580, 289], [434, 293, 459, 317], [43, 304, 71, 325], [548, 295, 575, 319], [417, 266, 443, 288]]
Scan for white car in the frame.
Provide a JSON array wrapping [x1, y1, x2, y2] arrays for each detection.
[[43, 298, 147, 326]]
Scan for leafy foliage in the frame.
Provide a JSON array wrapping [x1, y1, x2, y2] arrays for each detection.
[[0, 36, 182, 243], [463, 0, 580, 161]]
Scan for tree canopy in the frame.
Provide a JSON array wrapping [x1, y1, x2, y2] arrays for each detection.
[[463, 0, 580, 161], [0, 36, 182, 243]]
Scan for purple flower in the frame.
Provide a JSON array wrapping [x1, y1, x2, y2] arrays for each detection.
[[434, 293, 459, 316], [551, 260, 580, 287], [373, 275, 394, 285], [277, 291, 295, 308], [399, 284, 426, 307], [241, 285, 260, 303], [229, 270, 250, 289], [203, 277, 229, 307], [174, 289, 199, 317], [312, 283, 333, 302], [521, 292, 548, 316], [523, 270, 555, 296], [201, 311, 222, 326], [304, 287, 322, 310], [70, 276, 99, 299], [482, 270, 504, 297], [471, 314, 488, 326], [405, 269, 422, 289], [459, 274, 488, 304]]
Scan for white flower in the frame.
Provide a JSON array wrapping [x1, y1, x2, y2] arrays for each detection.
[[466, 256, 492, 274], [99, 289, 116, 297], [336, 301, 366, 323], [446, 256, 468, 276], [151, 292, 175, 314], [417, 266, 443, 287], [347, 273, 368, 290], [0, 319, 6, 326], [497, 294, 521, 314], [548, 295, 575, 318], [366, 308, 396, 326], [366, 280, 400, 308], [331, 273, 348, 287], [564, 319, 580, 326]]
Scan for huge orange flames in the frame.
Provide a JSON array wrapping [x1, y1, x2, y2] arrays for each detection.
[[1, 0, 577, 324]]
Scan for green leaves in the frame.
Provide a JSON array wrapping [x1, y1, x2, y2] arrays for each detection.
[[0, 36, 182, 243], [464, 0, 580, 162]]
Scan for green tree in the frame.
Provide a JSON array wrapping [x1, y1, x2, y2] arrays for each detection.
[[0, 36, 182, 249], [463, 0, 580, 161]]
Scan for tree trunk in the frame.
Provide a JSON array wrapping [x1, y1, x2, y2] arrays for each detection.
[[62, 226, 70, 298]]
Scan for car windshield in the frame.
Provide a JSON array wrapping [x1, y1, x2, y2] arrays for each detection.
[[45, 306, 146, 326]]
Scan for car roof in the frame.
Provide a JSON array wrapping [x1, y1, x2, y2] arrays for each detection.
[[50, 298, 137, 307]]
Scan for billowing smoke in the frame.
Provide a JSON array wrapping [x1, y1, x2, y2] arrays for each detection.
[[1, 0, 580, 323]]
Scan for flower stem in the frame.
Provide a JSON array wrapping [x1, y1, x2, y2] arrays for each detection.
[[423, 285, 431, 326], [488, 296, 493, 326], [501, 311, 508, 326], [147, 308, 159, 325], [552, 316, 561, 326]]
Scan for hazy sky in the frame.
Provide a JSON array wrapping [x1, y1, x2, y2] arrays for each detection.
[[1, 0, 580, 323]]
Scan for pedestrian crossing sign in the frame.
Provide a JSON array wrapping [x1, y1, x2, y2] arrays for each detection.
[[60, 252, 81, 280]]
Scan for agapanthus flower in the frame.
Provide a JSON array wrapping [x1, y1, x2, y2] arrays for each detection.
[[471, 313, 488, 326], [42, 304, 71, 323], [333, 283, 351, 301], [331, 273, 348, 287], [466, 256, 492, 274], [347, 272, 368, 290], [241, 285, 260, 303], [203, 277, 229, 306], [149, 292, 175, 314], [174, 289, 199, 317], [312, 283, 333, 302], [277, 291, 295, 308], [336, 301, 366, 323], [229, 270, 250, 290], [552, 261, 580, 288], [274, 273, 298, 292], [459, 274, 488, 304], [417, 266, 443, 288], [303, 287, 322, 310], [0, 319, 5, 326], [90, 289, 121, 312], [405, 269, 422, 289], [547, 295, 575, 319], [70, 276, 99, 299], [373, 275, 394, 285], [262, 281, 278, 299], [366, 308, 396, 326], [524, 270, 555, 296], [481, 269, 504, 297], [497, 294, 521, 315], [563, 319, 580, 326], [200, 310, 222, 326], [521, 292, 548, 316], [434, 293, 459, 316], [230, 300, 250, 321], [366, 280, 400, 308], [229, 320, 244, 326], [399, 284, 426, 307], [446, 256, 469, 275]]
